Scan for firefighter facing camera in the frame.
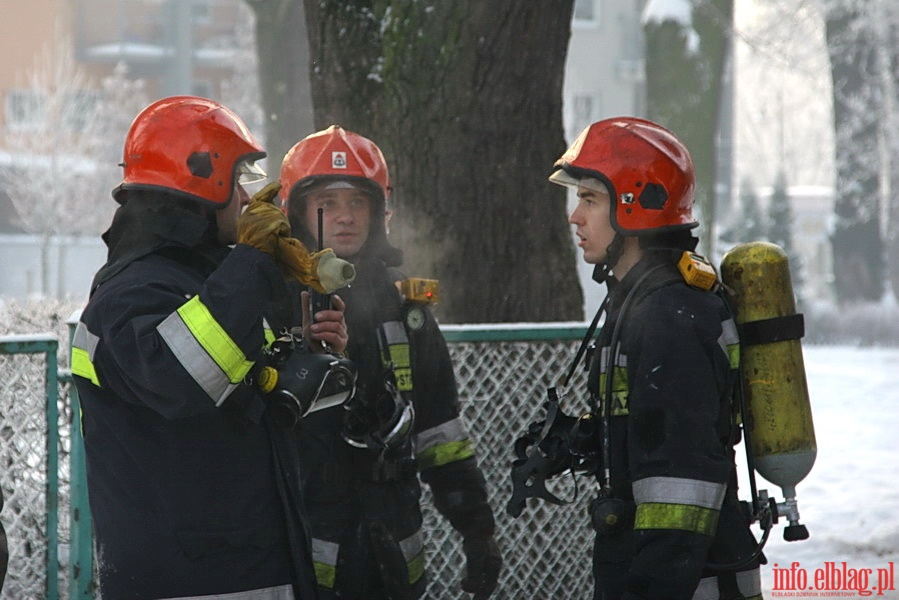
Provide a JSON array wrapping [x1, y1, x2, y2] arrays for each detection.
[[238, 179, 358, 428], [278, 125, 502, 599]]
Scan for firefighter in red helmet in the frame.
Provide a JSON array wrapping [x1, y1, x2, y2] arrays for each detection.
[[546, 117, 762, 599], [279, 125, 502, 599], [71, 96, 348, 599]]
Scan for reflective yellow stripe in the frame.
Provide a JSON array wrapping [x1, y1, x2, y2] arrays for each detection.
[[400, 530, 425, 584], [260, 318, 276, 347], [727, 343, 740, 370], [416, 438, 474, 470], [407, 552, 425, 584], [313, 562, 336, 589], [176, 296, 253, 382], [634, 502, 719, 536], [595, 347, 629, 416], [158, 301, 241, 405], [71, 347, 99, 387], [71, 322, 101, 387], [311, 532, 423, 588], [311, 538, 339, 589], [415, 418, 474, 469], [598, 366, 629, 415], [719, 317, 741, 369], [382, 321, 412, 391]]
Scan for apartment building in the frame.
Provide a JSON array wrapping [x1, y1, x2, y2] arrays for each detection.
[[1, 0, 245, 134]]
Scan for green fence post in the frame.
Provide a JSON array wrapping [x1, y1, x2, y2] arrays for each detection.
[[66, 313, 94, 600], [44, 338, 60, 600]]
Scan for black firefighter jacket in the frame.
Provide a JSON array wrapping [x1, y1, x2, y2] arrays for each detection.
[[294, 257, 495, 599], [587, 256, 762, 600], [71, 235, 318, 600]]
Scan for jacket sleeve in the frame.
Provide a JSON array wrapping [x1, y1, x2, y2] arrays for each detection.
[[409, 307, 473, 471], [73, 244, 287, 419], [622, 288, 738, 599], [408, 307, 496, 539]]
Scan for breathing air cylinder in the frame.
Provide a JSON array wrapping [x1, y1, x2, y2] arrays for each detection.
[[720, 241, 816, 541]]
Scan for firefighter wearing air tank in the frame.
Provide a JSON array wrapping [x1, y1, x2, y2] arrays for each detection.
[[278, 126, 502, 599], [551, 117, 762, 599]]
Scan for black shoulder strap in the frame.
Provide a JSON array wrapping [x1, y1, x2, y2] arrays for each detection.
[[562, 264, 683, 387]]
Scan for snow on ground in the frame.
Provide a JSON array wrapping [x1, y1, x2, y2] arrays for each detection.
[[738, 345, 899, 597]]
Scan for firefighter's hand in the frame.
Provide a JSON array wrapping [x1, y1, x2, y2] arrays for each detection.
[[237, 183, 291, 256], [461, 535, 502, 599], [237, 183, 355, 292], [301, 291, 347, 354]]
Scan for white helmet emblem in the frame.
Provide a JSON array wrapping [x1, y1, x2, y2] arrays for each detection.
[[332, 151, 347, 169]]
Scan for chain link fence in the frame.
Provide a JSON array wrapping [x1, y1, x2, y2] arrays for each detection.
[[0, 314, 597, 599], [423, 330, 595, 599], [0, 335, 69, 600]]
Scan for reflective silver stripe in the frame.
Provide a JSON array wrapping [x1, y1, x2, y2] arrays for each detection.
[[737, 567, 762, 598], [414, 417, 468, 453], [401, 529, 426, 584], [692, 576, 719, 600], [159, 584, 294, 599], [719, 317, 739, 348], [71, 321, 102, 386], [382, 320, 408, 344], [399, 530, 423, 563], [312, 537, 339, 567], [632, 476, 726, 510], [598, 345, 628, 373], [157, 311, 236, 406], [718, 317, 740, 369], [73, 322, 99, 357]]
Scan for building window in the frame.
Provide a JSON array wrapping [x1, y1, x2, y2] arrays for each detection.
[[5, 90, 45, 131], [573, 0, 600, 25]]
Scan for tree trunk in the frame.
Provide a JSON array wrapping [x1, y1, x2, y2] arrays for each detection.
[[246, 0, 316, 167], [300, 1, 583, 323], [824, 3, 885, 304], [643, 0, 733, 258]]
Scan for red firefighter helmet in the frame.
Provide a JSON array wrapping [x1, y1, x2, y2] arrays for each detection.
[[113, 95, 266, 206], [278, 125, 390, 211], [549, 117, 697, 234]]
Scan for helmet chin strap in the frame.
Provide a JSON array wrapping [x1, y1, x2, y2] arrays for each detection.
[[592, 233, 625, 284]]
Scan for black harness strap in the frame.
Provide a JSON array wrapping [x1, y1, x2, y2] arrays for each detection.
[[738, 313, 805, 346]]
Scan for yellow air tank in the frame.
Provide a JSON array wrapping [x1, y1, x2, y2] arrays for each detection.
[[720, 241, 816, 541]]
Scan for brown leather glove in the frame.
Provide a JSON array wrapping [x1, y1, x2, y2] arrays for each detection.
[[237, 182, 355, 292]]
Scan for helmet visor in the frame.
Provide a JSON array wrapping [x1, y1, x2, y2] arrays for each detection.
[[236, 159, 267, 184], [549, 170, 610, 196]]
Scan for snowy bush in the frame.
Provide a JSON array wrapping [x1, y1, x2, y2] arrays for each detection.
[[0, 298, 83, 366], [805, 300, 899, 346]]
